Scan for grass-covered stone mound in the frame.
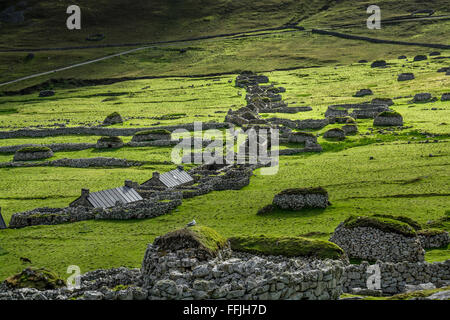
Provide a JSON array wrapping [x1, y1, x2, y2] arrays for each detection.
[[372, 214, 422, 231], [132, 129, 171, 142], [417, 228, 450, 249], [96, 136, 124, 149], [272, 187, 330, 211], [343, 215, 417, 237], [153, 225, 229, 259], [13, 146, 54, 161], [103, 112, 123, 125], [374, 111, 403, 126], [5, 267, 65, 291], [288, 131, 317, 143], [323, 128, 346, 140], [229, 235, 345, 260]]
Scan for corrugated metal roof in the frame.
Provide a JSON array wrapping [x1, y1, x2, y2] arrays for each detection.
[[0, 212, 6, 229], [159, 168, 194, 188], [87, 186, 143, 209]]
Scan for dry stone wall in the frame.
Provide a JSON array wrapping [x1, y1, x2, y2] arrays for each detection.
[[330, 223, 425, 263], [141, 244, 346, 300]]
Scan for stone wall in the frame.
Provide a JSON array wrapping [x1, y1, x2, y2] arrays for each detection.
[[419, 232, 450, 249], [342, 260, 450, 294], [0, 122, 230, 139], [330, 223, 425, 263], [141, 244, 346, 300], [0, 157, 142, 168], [9, 197, 182, 228]]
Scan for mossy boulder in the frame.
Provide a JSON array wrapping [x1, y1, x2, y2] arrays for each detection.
[[5, 267, 65, 291], [132, 129, 172, 142], [13, 146, 54, 161], [374, 111, 403, 126], [277, 187, 328, 196], [96, 136, 124, 149], [343, 215, 417, 237], [229, 235, 345, 260], [103, 112, 123, 125], [153, 225, 229, 260]]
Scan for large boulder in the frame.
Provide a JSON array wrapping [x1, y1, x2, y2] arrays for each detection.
[[287, 131, 317, 144], [13, 146, 54, 161], [373, 111, 403, 126], [342, 124, 358, 135], [272, 187, 330, 211]]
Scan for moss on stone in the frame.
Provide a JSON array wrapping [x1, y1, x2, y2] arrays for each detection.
[[5, 267, 65, 290], [154, 225, 228, 256], [135, 129, 171, 136], [418, 228, 447, 237], [291, 131, 315, 137], [106, 112, 121, 118], [229, 235, 345, 259], [97, 136, 123, 143], [343, 215, 417, 237], [278, 187, 328, 196], [377, 111, 402, 118], [372, 214, 422, 231], [16, 146, 52, 153], [386, 286, 450, 300]]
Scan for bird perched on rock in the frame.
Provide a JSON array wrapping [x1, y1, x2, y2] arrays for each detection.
[[186, 219, 196, 227]]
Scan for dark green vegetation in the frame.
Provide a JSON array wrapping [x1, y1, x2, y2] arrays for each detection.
[[418, 228, 448, 237], [134, 129, 171, 136], [16, 146, 52, 153], [372, 214, 423, 231], [5, 267, 65, 290], [343, 216, 417, 237], [377, 111, 402, 117], [154, 225, 228, 256], [277, 187, 328, 196], [97, 136, 123, 143], [229, 235, 344, 259]]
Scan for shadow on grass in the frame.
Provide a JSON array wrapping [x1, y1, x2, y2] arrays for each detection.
[[257, 206, 328, 219]]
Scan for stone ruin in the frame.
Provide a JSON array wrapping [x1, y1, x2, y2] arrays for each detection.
[[95, 136, 124, 149], [13, 147, 54, 161], [325, 103, 391, 120], [323, 128, 346, 140], [235, 71, 269, 88], [441, 93, 450, 101], [131, 129, 171, 142], [102, 112, 123, 126], [141, 227, 346, 300], [272, 187, 330, 211], [410, 93, 437, 103], [330, 215, 427, 263], [398, 73, 415, 81], [373, 111, 404, 126], [354, 89, 373, 97]]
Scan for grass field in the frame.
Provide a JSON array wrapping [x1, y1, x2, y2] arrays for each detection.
[[0, 53, 449, 281]]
